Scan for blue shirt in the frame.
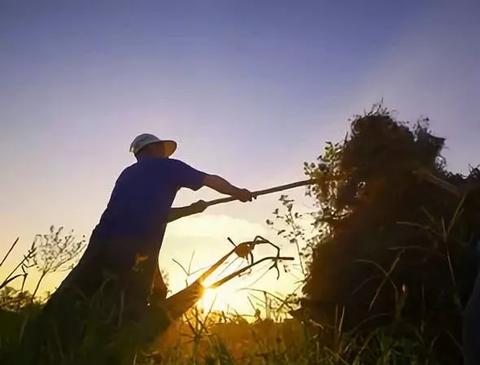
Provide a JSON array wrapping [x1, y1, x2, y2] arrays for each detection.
[[93, 158, 206, 242]]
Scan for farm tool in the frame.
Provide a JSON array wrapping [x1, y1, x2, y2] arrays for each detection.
[[154, 178, 320, 318], [161, 235, 293, 319], [154, 178, 323, 319], [203, 178, 317, 207]]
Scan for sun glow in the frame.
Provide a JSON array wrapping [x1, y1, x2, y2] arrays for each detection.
[[198, 285, 242, 313]]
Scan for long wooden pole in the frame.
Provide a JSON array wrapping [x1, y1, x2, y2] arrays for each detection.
[[205, 178, 317, 207], [204, 170, 465, 208]]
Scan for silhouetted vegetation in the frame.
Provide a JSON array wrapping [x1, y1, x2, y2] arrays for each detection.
[[273, 105, 480, 363]]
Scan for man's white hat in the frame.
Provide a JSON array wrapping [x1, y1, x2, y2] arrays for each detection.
[[129, 133, 177, 156]]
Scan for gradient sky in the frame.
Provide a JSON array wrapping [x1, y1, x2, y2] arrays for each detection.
[[1, 0, 479, 312]]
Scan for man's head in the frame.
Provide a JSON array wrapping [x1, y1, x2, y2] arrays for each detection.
[[130, 133, 177, 160]]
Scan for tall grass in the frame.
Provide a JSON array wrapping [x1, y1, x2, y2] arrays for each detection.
[[0, 221, 466, 364]]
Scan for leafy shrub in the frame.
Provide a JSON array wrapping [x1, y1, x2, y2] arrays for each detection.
[[274, 105, 480, 363]]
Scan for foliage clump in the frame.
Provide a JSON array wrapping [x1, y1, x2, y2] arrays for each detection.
[[296, 105, 480, 362]]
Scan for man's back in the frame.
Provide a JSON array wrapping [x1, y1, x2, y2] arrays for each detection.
[[93, 157, 206, 241]]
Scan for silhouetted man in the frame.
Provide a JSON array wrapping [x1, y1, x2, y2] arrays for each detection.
[[34, 133, 253, 363], [63, 133, 250, 305]]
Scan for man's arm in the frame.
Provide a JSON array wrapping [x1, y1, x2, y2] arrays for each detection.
[[166, 174, 253, 223], [169, 160, 252, 201], [203, 174, 253, 202]]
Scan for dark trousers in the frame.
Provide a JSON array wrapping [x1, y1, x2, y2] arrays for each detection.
[[24, 235, 168, 364]]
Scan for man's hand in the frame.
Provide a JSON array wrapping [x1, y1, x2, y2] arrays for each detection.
[[167, 200, 208, 223], [190, 200, 208, 214], [235, 188, 254, 202]]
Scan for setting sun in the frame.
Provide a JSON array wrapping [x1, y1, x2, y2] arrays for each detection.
[[198, 276, 257, 314], [198, 287, 223, 312], [198, 285, 260, 318]]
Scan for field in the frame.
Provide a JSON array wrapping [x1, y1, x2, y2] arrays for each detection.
[[1, 290, 458, 365]]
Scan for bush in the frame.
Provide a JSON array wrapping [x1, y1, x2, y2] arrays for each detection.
[[274, 105, 480, 363]]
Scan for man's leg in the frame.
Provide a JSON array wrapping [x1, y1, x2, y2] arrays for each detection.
[[19, 286, 89, 365], [23, 234, 106, 364]]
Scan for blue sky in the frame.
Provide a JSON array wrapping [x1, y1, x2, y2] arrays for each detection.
[[1, 0, 479, 310]]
